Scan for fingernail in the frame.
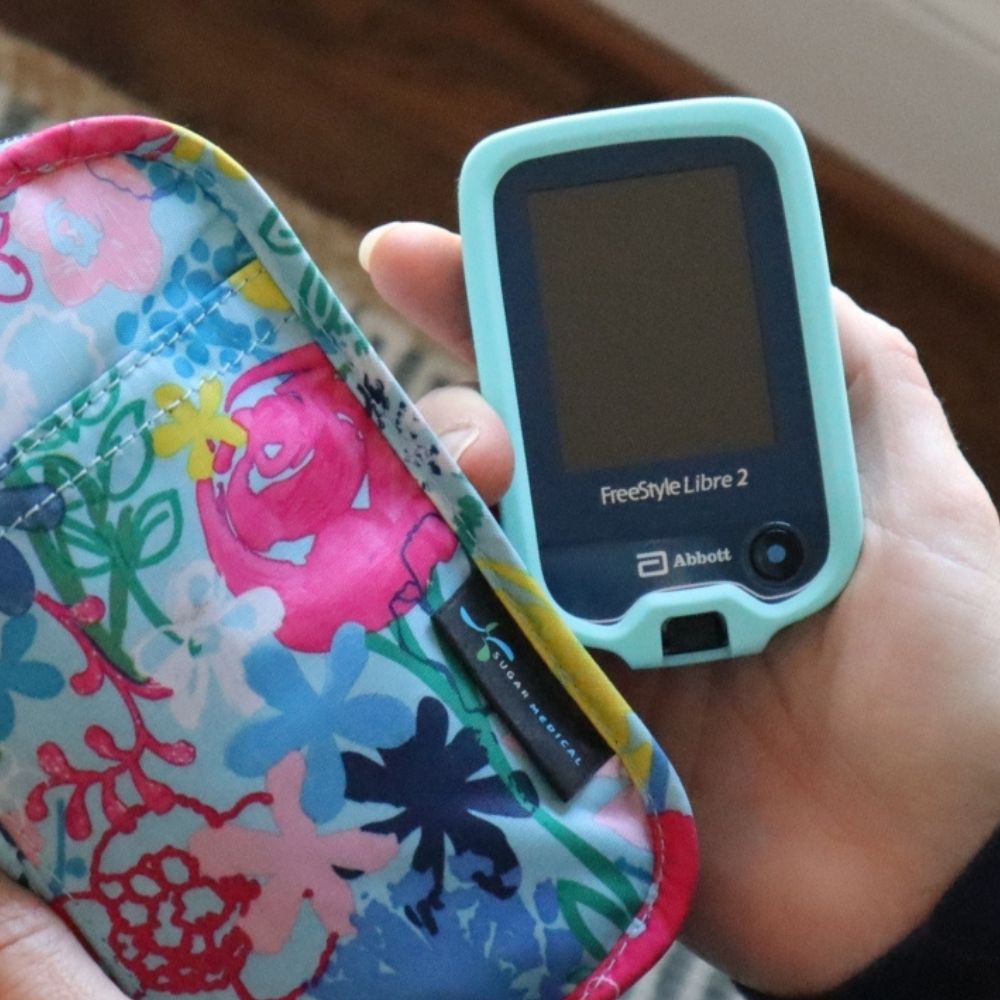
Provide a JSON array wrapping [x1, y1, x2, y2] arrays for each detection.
[[358, 222, 400, 273], [438, 424, 480, 461]]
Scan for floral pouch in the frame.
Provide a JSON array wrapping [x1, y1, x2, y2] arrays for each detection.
[[0, 117, 697, 1000]]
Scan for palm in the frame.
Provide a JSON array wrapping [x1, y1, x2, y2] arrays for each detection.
[[605, 355, 1000, 991]]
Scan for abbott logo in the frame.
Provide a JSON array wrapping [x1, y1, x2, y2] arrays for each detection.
[[636, 550, 670, 579]]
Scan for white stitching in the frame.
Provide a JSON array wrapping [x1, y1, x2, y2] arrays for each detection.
[[578, 783, 669, 1000], [1, 149, 152, 188], [0, 311, 291, 541], [6, 263, 263, 469]]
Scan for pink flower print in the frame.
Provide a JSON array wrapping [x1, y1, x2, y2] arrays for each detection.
[[189, 752, 397, 954], [594, 786, 650, 851], [0, 211, 32, 304], [197, 344, 458, 652], [0, 116, 177, 200], [593, 757, 651, 851], [10, 156, 162, 306]]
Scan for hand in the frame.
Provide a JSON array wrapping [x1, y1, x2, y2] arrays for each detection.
[[362, 221, 1000, 996], [0, 875, 125, 998]]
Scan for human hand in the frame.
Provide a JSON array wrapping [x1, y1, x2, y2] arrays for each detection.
[[361, 221, 1000, 996], [0, 873, 126, 998]]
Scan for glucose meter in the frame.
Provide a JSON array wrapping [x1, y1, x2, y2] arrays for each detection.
[[458, 98, 863, 667]]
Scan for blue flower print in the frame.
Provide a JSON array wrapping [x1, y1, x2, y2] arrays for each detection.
[[319, 892, 540, 1000], [111, 233, 267, 378], [226, 623, 413, 824], [534, 880, 589, 999], [0, 467, 66, 617], [0, 542, 34, 619], [344, 697, 535, 932], [144, 158, 200, 205], [0, 615, 65, 740]]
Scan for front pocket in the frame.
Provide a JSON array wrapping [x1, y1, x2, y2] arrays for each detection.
[[0, 258, 294, 673]]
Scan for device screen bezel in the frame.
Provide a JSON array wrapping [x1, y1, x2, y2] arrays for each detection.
[[493, 135, 830, 618]]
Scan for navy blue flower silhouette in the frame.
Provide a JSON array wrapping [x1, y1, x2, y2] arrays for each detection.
[[344, 697, 535, 932], [0, 457, 65, 617]]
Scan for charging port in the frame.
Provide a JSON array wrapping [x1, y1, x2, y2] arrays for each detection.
[[661, 613, 729, 657]]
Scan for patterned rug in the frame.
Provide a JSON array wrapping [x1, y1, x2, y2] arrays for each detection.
[[0, 25, 739, 1000]]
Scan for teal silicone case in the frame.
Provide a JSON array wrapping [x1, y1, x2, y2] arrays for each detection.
[[458, 98, 863, 667]]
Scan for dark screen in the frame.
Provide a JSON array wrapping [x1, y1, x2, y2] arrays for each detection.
[[527, 165, 775, 471]]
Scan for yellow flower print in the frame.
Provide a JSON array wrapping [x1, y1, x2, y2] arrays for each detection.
[[168, 124, 249, 180], [152, 378, 247, 481], [478, 557, 654, 788], [229, 261, 291, 311]]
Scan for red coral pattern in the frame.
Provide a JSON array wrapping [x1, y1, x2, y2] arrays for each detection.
[[52, 795, 336, 1000], [25, 594, 196, 840], [90, 845, 260, 994]]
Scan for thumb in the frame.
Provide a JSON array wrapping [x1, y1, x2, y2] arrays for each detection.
[[416, 385, 515, 507], [0, 874, 124, 1000]]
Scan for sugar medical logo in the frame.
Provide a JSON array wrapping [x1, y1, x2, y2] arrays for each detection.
[[433, 572, 612, 799], [459, 606, 515, 663], [458, 606, 560, 732], [457, 607, 584, 769]]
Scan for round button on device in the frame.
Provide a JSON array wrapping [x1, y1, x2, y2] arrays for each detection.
[[749, 523, 805, 582]]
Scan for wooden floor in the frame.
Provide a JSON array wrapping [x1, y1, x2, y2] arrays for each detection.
[[3, 0, 999, 498]]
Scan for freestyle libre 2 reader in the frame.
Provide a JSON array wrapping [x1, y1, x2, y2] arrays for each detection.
[[459, 98, 863, 667]]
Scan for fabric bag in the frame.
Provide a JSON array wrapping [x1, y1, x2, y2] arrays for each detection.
[[0, 117, 697, 1000]]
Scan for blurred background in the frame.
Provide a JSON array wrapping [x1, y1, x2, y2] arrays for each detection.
[[1, 2, 997, 997], [2, 0, 998, 496]]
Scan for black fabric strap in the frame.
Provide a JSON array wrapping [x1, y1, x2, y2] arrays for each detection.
[[738, 826, 1000, 999]]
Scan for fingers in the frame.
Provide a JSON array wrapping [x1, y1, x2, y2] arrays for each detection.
[[0, 874, 124, 1000], [357, 219, 996, 597], [832, 289, 994, 535], [359, 225, 985, 533], [359, 222, 514, 504], [359, 222, 474, 363], [416, 385, 514, 506], [833, 289, 950, 466], [833, 288, 928, 396]]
